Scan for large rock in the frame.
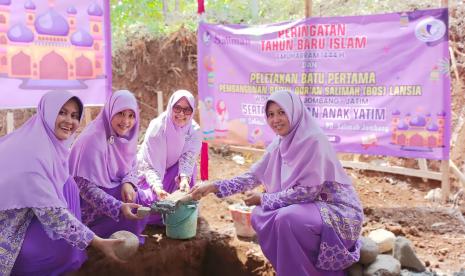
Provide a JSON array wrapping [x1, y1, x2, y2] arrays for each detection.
[[360, 236, 379, 265], [368, 229, 396, 253], [363, 254, 401, 276], [393, 237, 426, 272], [109, 230, 139, 261]]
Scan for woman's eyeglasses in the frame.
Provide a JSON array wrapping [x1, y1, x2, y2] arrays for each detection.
[[173, 105, 193, 115]]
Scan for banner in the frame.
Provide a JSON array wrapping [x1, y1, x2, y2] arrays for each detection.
[[197, 8, 450, 160], [0, 0, 111, 108]]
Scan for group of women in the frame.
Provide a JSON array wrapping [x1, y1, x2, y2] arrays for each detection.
[[0, 89, 201, 275], [0, 88, 363, 276]]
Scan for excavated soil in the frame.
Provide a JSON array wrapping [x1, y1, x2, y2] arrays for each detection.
[[74, 149, 464, 275]]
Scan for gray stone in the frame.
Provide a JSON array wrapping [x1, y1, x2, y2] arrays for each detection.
[[363, 254, 401, 276], [393, 237, 426, 272], [347, 262, 363, 276], [400, 269, 439, 276], [360, 236, 379, 265]]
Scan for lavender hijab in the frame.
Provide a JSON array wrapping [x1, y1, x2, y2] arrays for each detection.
[[139, 90, 198, 179], [0, 91, 83, 210], [250, 91, 352, 193], [69, 90, 139, 188]]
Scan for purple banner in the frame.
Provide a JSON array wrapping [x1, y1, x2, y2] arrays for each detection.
[[198, 8, 451, 160], [0, 0, 111, 108]]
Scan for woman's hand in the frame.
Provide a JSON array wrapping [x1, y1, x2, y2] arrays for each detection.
[[121, 202, 141, 220], [179, 176, 190, 192], [189, 182, 218, 201], [152, 186, 169, 200], [244, 191, 262, 206], [91, 236, 125, 263], [121, 182, 136, 203]]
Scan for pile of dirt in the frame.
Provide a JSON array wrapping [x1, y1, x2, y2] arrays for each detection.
[[111, 27, 198, 139], [76, 204, 274, 276]]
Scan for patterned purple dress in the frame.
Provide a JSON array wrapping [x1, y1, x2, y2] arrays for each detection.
[[213, 91, 363, 276], [215, 173, 362, 276]]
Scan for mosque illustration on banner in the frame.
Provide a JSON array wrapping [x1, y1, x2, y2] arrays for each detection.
[[0, 0, 104, 89], [390, 110, 446, 151]]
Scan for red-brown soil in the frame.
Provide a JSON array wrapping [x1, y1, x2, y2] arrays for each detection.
[[75, 148, 465, 275]]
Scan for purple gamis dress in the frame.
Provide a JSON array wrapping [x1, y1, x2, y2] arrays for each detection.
[[0, 91, 94, 276], [137, 90, 201, 224], [214, 91, 363, 276], [69, 90, 148, 241]]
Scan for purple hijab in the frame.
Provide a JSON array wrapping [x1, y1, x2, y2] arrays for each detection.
[[0, 91, 83, 210], [250, 91, 352, 193], [139, 90, 199, 179], [69, 90, 139, 189]]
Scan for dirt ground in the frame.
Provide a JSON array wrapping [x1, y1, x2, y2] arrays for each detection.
[[75, 147, 465, 276]]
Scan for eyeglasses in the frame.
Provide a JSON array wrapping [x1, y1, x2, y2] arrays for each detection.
[[173, 104, 193, 115]]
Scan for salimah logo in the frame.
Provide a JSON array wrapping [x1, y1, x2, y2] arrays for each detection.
[[414, 17, 446, 43], [202, 30, 251, 47]]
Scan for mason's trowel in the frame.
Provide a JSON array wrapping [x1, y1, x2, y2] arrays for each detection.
[[136, 190, 195, 217]]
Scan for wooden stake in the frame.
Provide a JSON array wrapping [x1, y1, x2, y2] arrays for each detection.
[[450, 160, 465, 189], [6, 111, 14, 134], [449, 46, 460, 83], [157, 91, 164, 116], [83, 107, 91, 125], [305, 0, 312, 18], [441, 0, 450, 203], [418, 158, 428, 182], [441, 160, 450, 202]]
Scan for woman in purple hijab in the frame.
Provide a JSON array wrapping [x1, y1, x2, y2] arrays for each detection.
[[137, 89, 202, 224], [191, 90, 363, 276], [69, 90, 147, 242], [0, 91, 125, 276]]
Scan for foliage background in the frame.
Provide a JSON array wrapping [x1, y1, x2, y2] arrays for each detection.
[[109, 0, 454, 48]]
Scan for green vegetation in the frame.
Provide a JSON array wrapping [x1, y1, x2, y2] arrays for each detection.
[[110, 0, 440, 46]]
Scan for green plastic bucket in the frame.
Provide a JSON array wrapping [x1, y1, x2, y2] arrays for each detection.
[[163, 202, 198, 239]]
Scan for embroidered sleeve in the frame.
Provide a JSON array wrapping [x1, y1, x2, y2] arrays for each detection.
[[137, 158, 163, 190], [122, 162, 139, 190], [33, 207, 95, 250], [261, 184, 323, 211], [179, 151, 197, 178], [214, 172, 262, 198], [179, 127, 202, 177], [75, 176, 122, 221], [0, 209, 34, 276]]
